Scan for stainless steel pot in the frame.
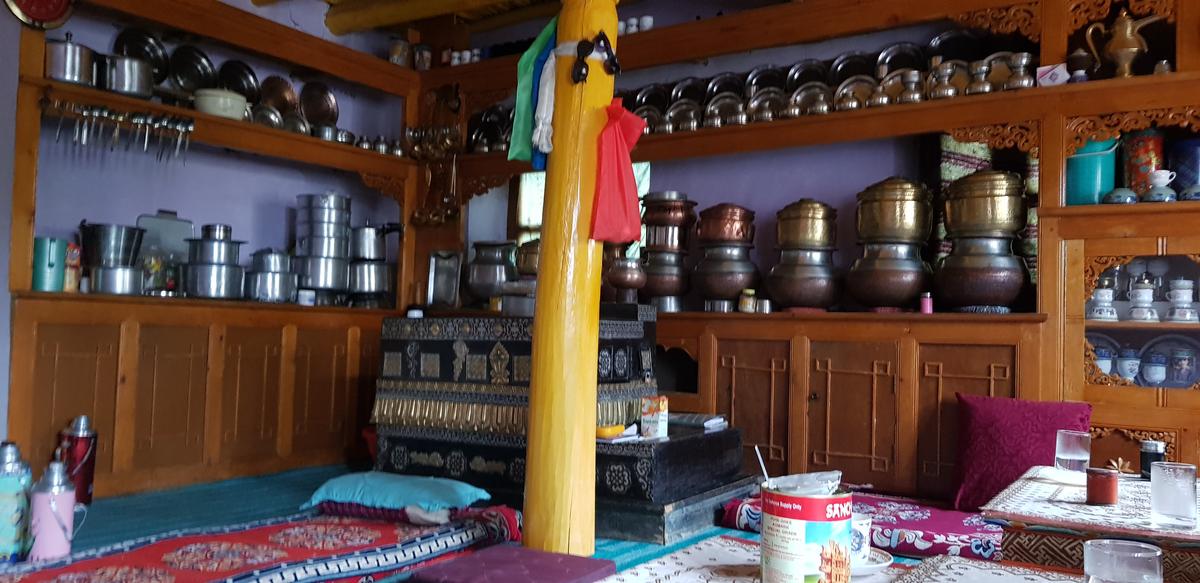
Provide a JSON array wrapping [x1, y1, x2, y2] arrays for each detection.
[[350, 261, 392, 294], [79, 222, 145, 268], [295, 235, 349, 258], [645, 225, 687, 252], [201, 223, 233, 240], [297, 192, 350, 210], [89, 266, 143, 295], [187, 238, 244, 265], [296, 256, 350, 290], [296, 220, 350, 238], [350, 223, 401, 261], [46, 33, 95, 86], [313, 125, 338, 141], [467, 241, 518, 300], [245, 271, 298, 303], [298, 207, 350, 225], [184, 264, 244, 299], [99, 55, 153, 98], [251, 248, 292, 273]]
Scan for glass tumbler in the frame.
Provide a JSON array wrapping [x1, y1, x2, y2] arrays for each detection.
[[1055, 429, 1091, 473], [1084, 539, 1162, 583], [1151, 461, 1197, 529]]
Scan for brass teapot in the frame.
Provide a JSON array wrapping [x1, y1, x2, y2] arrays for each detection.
[[1086, 9, 1165, 78]]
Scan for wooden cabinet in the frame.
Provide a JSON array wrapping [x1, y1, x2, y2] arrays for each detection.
[[657, 313, 1043, 497], [9, 294, 390, 497]]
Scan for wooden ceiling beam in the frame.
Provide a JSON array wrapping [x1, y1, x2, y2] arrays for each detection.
[[326, 0, 517, 34]]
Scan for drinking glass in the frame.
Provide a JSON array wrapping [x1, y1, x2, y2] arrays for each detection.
[[1084, 539, 1162, 583], [1151, 461, 1197, 529], [1055, 429, 1091, 473]]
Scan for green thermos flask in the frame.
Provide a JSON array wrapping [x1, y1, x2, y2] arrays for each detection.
[[32, 237, 68, 292]]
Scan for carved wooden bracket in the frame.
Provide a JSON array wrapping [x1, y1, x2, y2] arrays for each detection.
[[1090, 424, 1179, 459], [1083, 255, 1133, 304], [1068, 0, 1176, 32], [952, 2, 1041, 42], [461, 173, 511, 200], [359, 172, 407, 200], [1066, 107, 1200, 155], [949, 120, 1040, 156], [1084, 338, 1136, 387]]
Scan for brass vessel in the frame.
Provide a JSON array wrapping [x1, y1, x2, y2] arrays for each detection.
[[945, 170, 1025, 239], [855, 177, 932, 244], [1086, 9, 1165, 79], [697, 203, 756, 244], [516, 239, 540, 276], [777, 199, 837, 249]]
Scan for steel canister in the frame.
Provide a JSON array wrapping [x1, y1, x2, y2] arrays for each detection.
[[0, 443, 31, 562], [57, 416, 96, 505], [761, 475, 852, 582]]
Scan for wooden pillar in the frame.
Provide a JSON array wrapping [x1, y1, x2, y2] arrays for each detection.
[[524, 0, 616, 556]]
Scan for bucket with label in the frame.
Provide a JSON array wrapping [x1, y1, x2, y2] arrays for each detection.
[[760, 471, 851, 583]]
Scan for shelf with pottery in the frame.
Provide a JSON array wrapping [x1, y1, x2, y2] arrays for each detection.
[[26, 76, 416, 182]]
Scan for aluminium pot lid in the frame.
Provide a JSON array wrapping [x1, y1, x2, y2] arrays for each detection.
[[113, 28, 168, 84]]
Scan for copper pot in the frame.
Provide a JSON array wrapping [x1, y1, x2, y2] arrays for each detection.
[[934, 237, 1026, 309], [641, 251, 689, 298], [767, 249, 839, 308], [645, 225, 688, 252], [846, 243, 930, 308], [855, 177, 932, 244], [945, 170, 1025, 239], [777, 199, 837, 249], [516, 239, 540, 276], [601, 243, 631, 301], [697, 203, 756, 244], [607, 258, 647, 290], [693, 243, 759, 301], [643, 193, 698, 228]]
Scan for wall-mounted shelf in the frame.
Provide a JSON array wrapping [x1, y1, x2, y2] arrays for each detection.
[[28, 77, 415, 183], [82, 0, 419, 97], [1082, 320, 1200, 331]]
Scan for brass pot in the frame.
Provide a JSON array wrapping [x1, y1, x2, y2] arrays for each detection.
[[855, 177, 932, 244], [642, 195, 698, 228], [697, 203, 756, 245], [516, 239, 540, 276], [945, 170, 1025, 239], [777, 199, 837, 249]]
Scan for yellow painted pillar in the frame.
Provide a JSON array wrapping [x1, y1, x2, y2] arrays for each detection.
[[524, 0, 617, 556]]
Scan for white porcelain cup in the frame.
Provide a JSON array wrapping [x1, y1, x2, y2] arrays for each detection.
[[1170, 278, 1194, 290], [1168, 307, 1198, 322], [1088, 305, 1119, 321], [1129, 286, 1156, 305], [1096, 357, 1114, 375], [1144, 363, 1168, 385], [639, 15, 655, 31], [1129, 306, 1160, 322], [1149, 169, 1177, 188], [1117, 358, 1141, 380], [850, 513, 872, 566], [1093, 287, 1115, 303], [1167, 288, 1194, 304]]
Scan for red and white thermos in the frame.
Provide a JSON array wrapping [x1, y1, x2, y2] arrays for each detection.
[[57, 416, 96, 505]]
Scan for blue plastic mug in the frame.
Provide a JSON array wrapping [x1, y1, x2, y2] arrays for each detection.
[[1066, 138, 1119, 205]]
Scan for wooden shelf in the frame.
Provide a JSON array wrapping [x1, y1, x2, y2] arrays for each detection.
[[463, 73, 1200, 180], [423, 0, 1034, 95], [13, 290, 401, 317], [1083, 320, 1200, 331], [28, 77, 415, 183], [1041, 202, 1200, 218], [82, 0, 418, 97], [660, 311, 1048, 324]]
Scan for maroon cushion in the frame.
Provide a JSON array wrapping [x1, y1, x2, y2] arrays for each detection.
[[952, 394, 1091, 511], [409, 544, 616, 583], [318, 501, 410, 522]]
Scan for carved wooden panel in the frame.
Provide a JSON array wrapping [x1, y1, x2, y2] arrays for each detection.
[[294, 328, 351, 452], [949, 121, 1040, 156], [222, 327, 283, 462], [1067, 108, 1200, 155], [1068, 0, 1176, 32], [808, 341, 901, 489], [952, 2, 1041, 41], [917, 344, 1018, 499], [133, 326, 208, 470], [714, 339, 790, 476], [1091, 424, 1180, 474], [31, 324, 120, 475]]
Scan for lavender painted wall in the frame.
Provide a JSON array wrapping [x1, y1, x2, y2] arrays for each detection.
[[0, 15, 18, 438]]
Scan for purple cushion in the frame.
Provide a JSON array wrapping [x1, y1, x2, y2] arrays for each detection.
[[855, 493, 1002, 561], [409, 544, 616, 583], [953, 394, 1091, 511]]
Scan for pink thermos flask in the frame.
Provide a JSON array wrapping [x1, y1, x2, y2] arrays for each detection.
[[58, 415, 96, 505], [28, 461, 74, 562]]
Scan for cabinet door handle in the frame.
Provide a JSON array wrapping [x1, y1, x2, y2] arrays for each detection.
[[810, 392, 819, 401]]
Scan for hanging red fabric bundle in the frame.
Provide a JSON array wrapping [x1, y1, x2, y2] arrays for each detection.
[[590, 98, 647, 243]]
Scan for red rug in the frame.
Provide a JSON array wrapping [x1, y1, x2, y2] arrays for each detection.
[[0, 507, 520, 582]]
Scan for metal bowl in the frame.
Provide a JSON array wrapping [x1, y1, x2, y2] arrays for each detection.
[[78, 222, 145, 268], [245, 271, 298, 303], [183, 263, 244, 299], [89, 266, 144, 296], [295, 256, 350, 291], [297, 192, 351, 211], [250, 248, 292, 273], [187, 238, 244, 265], [201, 223, 232, 240], [350, 261, 392, 294]]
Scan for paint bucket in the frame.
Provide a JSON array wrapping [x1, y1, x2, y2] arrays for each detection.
[[1066, 138, 1118, 205], [760, 473, 852, 583]]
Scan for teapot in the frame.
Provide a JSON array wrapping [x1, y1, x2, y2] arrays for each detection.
[[1086, 9, 1165, 78]]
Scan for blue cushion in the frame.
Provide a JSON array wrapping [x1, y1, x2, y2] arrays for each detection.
[[303, 471, 491, 512]]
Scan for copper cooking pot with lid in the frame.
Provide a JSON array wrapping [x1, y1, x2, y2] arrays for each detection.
[[944, 170, 1025, 238], [697, 203, 756, 244], [855, 177, 932, 244], [777, 198, 837, 249], [642, 191, 698, 227]]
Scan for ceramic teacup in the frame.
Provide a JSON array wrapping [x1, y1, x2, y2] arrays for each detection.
[[1167, 288, 1194, 304], [1102, 187, 1138, 204], [1129, 286, 1156, 305], [1149, 169, 1177, 188], [1143, 362, 1168, 385], [1093, 287, 1116, 303], [850, 513, 873, 566], [1168, 307, 1199, 322], [1117, 357, 1141, 380], [1128, 306, 1160, 322], [1182, 185, 1200, 201], [1141, 185, 1177, 202], [1088, 305, 1119, 321]]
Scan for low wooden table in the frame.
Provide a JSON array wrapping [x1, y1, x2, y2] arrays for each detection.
[[981, 466, 1200, 583]]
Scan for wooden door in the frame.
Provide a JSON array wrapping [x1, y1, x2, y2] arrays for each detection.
[[133, 325, 209, 469], [293, 327, 351, 453], [222, 327, 283, 462], [916, 343, 1018, 498], [29, 324, 121, 474], [713, 338, 791, 476], [807, 340, 902, 491]]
